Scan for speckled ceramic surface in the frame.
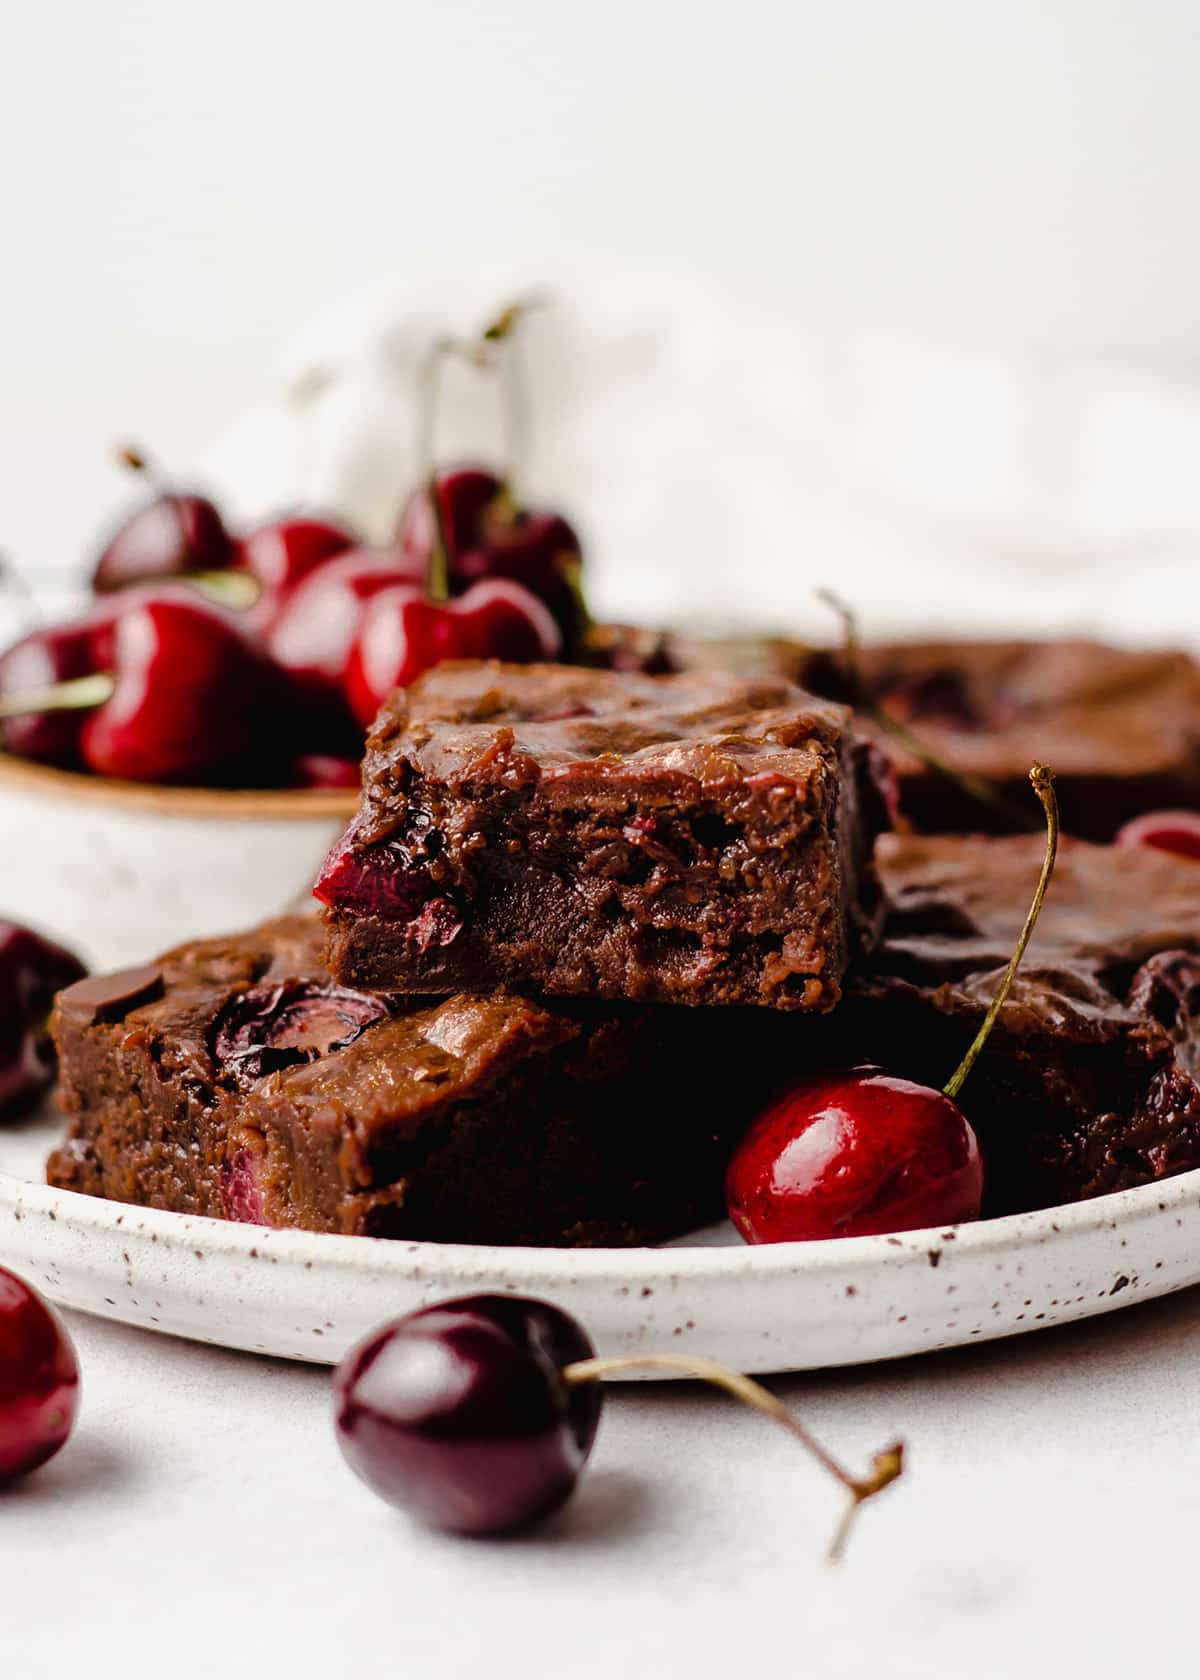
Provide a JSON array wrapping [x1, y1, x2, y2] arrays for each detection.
[[4, 1106, 1199, 1375]]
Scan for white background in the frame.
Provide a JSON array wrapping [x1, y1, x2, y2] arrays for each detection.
[[6, 7, 1200, 1676]]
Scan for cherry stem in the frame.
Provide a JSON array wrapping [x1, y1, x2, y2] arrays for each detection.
[[562, 1352, 904, 1562], [0, 672, 115, 720], [415, 339, 456, 604], [816, 590, 1030, 828], [943, 763, 1058, 1101], [480, 295, 545, 509]]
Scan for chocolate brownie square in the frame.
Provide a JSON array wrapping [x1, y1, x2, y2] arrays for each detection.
[[317, 660, 885, 1010], [47, 916, 752, 1246]]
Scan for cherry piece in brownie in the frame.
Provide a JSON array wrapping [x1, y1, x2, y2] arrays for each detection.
[[47, 916, 747, 1246], [317, 660, 884, 1010], [838, 833, 1200, 1213]]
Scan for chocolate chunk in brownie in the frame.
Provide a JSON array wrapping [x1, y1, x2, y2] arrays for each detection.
[[318, 660, 885, 1010], [837, 833, 1200, 1212], [46, 916, 756, 1247]]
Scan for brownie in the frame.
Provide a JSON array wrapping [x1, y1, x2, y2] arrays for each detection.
[[667, 633, 1200, 841], [46, 916, 752, 1247], [318, 660, 885, 1010], [834, 833, 1200, 1213]]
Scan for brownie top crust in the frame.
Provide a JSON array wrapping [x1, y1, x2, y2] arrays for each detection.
[[364, 659, 854, 799], [868, 832, 1200, 1040]]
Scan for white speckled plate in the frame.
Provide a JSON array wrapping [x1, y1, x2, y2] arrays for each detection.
[[3, 1106, 1198, 1375]]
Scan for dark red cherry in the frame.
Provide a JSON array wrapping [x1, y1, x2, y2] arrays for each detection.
[[0, 621, 98, 766], [344, 578, 560, 728], [265, 548, 425, 715], [81, 590, 279, 783], [0, 1266, 80, 1480], [725, 1066, 984, 1243], [454, 511, 585, 647], [211, 978, 387, 1087], [92, 493, 235, 594], [237, 516, 357, 628], [333, 1294, 601, 1535], [396, 468, 510, 570], [0, 921, 87, 1121], [1115, 810, 1200, 862]]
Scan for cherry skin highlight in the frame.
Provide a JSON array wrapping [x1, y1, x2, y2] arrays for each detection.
[[725, 1066, 984, 1243], [333, 1295, 601, 1535], [0, 1266, 80, 1480], [1115, 810, 1200, 862], [0, 621, 98, 766]]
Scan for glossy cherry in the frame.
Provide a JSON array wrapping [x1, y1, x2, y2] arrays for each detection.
[[726, 764, 1059, 1244], [453, 511, 585, 646], [345, 577, 561, 727], [0, 1266, 80, 1480], [264, 548, 425, 717], [1115, 810, 1200, 862], [81, 590, 280, 783], [726, 1067, 983, 1242], [333, 1295, 601, 1534], [93, 490, 235, 594], [0, 921, 87, 1121], [396, 469, 510, 571], [237, 515, 357, 628], [0, 622, 98, 766], [332, 1293, 904, 1555]]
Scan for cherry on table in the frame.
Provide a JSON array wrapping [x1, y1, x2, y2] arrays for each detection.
[[0, 920, 87, 1121], [333, 1295, 601, 1535], [332, 1293, 904, 1556], [0, 1266, 80, 1480], [1115, 810, 1200, 862], [344, 577, 561, 728]]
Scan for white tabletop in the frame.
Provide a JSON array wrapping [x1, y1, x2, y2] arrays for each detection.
[[5, 1291, 1195, 1680]]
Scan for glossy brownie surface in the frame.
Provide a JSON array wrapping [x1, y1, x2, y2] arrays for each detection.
[[841, 833, 1200, 1211], [320, 660, 883, 1009], [47, 915, 744, 1246]]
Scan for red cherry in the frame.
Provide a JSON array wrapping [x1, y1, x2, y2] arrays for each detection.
[[1115, 810, 1200, 861], [92, 493, 235, 594], [344, 578, 561, 728], [0, 920, 87, 1121], [725, 1066, 984, 1243], [81, 590, 280, 783], [237, 516, 357, 628], [0, 1267, 80, 1480], [0, 622, 98, 766], [454, 511, 585, 646], [265, 548, 425, 716], [396, 467, 510, 570]]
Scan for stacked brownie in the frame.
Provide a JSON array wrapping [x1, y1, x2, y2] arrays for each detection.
[[50, 662, 886, 1245]]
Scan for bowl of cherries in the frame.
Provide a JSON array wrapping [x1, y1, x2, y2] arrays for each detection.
[[0, 322, 588, 966]]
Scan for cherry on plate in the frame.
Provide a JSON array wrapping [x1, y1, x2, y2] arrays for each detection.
[[0, 1266, 80, 1480], [725, 1065, 984, 1242]]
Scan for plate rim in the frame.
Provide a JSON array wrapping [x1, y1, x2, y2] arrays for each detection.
[[3, 1149, 1194, 1283]]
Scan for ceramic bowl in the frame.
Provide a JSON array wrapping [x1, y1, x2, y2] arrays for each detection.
[[0, 754, 356, 969]]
